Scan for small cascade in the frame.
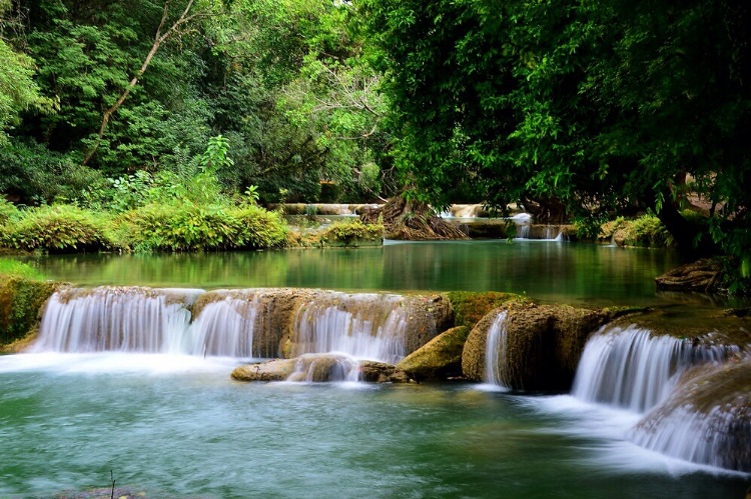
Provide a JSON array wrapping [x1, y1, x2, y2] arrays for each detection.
[[286, 353, 361, 382], [293, 292, 409, 363], [516, 225, 531, 239], [189, 295, 261, 358], [485, 311, 509, 387], [572, 325, 740, 413], [33, 287, 201, 353]]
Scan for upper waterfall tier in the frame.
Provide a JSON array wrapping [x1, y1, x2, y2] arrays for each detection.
[[31, 286, 451, 363]]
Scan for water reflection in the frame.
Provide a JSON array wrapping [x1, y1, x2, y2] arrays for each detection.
[[18, 241, 691, 307]]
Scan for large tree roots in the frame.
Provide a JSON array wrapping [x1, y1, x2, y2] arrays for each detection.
[[360, 196, 468, 240]]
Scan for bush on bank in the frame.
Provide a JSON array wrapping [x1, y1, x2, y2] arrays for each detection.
[[0, 204, 112, 253], [0, 202, 288, 253], [117, 203, 288, 252]]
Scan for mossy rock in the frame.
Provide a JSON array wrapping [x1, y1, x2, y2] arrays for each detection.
[[446, 291, 529, 329], [231, 355, 410, 383], [462, 303, 617, 392], [395, 326, 469, 381], [0, 275, 62, 350], [629, 360, 751, 472]]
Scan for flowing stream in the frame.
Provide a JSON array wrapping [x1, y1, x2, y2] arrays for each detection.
[[1, 242, 749, 497]]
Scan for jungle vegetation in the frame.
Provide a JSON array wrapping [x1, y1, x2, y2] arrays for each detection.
[[0, 0, 748, 288]]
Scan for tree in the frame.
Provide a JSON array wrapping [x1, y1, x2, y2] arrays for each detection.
[[361, 0, 750, 264]]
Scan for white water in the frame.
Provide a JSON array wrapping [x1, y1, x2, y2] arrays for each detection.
[[628, 404, 749, 472], [189, 295, 262, 358], [286, 353, 362, 382], [31, 287, 414, 365], [32, 287, 201, 353], [572, 325, 739, 413], [293, 292, 409, 363], [485, 311, 509, 387]]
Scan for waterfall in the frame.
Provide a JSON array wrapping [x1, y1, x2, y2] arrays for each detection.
[[485, 311, 509, 387], [189, 294, 262, 358], [286, 353, 361, 382], [293, 292, 409, 363], [572, 325, 739, 413], [33, 287, 201, 353], [32, 286, 420, 364]]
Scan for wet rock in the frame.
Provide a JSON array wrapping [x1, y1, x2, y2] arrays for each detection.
[[629, 359, 751, 473], [359, 360, 412, 383], [462, 303, 615, 392], [395, 326, 469, 381], [231, 358, 298, 381], [286, 353, 359, 382]]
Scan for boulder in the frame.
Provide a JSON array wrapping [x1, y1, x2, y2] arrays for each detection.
[[231, 358, 297, 382], [628, 359, 751, 473], [359, 360, 412, 383], [395, 326, 469, 381], [462, 303, 616, 392]]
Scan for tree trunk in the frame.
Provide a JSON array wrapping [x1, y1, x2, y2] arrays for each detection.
[[82, 0, 199, 166]]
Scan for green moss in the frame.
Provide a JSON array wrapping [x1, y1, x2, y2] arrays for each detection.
[[0, 275, 60, 348], [396, 326, 469, 381], [446, 291, 529, 329]]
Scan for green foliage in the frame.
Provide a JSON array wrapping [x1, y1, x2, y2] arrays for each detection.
[[319, 219, 383, 246], [0, 141, 106, 204], [1, 204, 112, 253], [120, 203, 287, 252], [622, 215, 674, 248], [0, 198, 20, 226], [361, 0, 750, 260]]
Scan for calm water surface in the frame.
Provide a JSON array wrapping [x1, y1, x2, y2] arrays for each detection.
[[20, 240, 695, 307]]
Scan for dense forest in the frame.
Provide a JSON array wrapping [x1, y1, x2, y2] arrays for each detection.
[[0, 0, 749, 288]]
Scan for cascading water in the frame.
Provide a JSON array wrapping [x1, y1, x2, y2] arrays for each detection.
[[292, 292, 409, 364], [188, 294, 262, 358], [484, 311, 509, 387], [571, 324, 740, 413], [33, 287, 201, 353], [286, 353, 362, 382], [31, 286, 421, 367]]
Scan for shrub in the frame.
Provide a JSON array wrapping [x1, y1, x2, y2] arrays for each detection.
[[120, 203, 287, 252], [319, 220, 383, 247], [1, 204, 112, 253], [0, 198, 20, 226], [623, 214, 674, 247]]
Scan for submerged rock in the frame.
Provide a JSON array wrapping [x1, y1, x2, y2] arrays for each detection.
[[395, 326, 469, 381], [628, 359, 751, 473], [462, 303, 616, 392]]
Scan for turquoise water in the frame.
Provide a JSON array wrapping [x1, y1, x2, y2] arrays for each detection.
[[2, 242, 749, 497], [0, 354, 747, 498]]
